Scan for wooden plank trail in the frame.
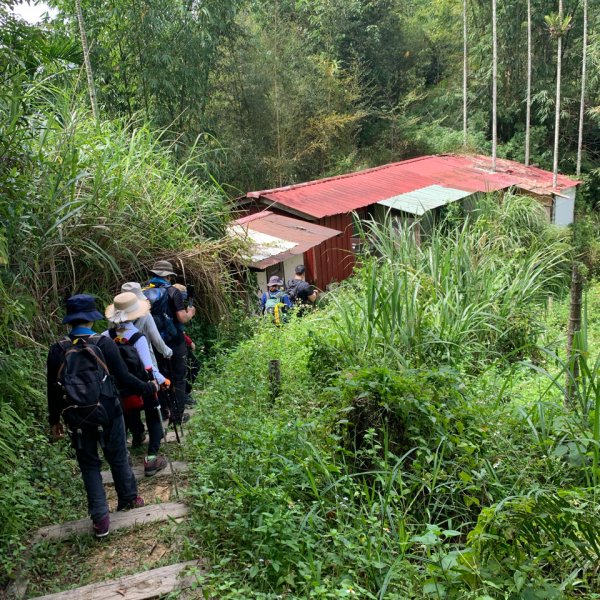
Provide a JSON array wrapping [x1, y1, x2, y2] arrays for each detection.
[[28, 560, 204, 600], [101, 461, 188, 484], [33, 502, 189, 543]]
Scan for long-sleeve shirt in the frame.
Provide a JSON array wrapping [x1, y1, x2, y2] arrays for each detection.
[[101, 322, 166, 385], [133, 313, 172, 370], [47, 331, 156, 426]]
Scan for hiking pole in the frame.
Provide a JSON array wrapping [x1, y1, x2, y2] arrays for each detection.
[[163, 357, 183, 443], [154, 390, 180, 499]]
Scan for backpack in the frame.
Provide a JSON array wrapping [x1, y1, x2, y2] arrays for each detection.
[[143, 285, 180, 344], [108, 330, 148, 385], [286, 279, 300, 303], [57, 335, 114, 429], [264, 291, 287, 325]]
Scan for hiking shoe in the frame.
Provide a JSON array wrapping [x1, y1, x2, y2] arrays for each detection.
[[184, 394, 196, 407], [131, 432, 147, 448], [144, 455, 168, 477], [93, 513, 110, 538], [117, 496, 145, 511], [170, 412, 190, 426]]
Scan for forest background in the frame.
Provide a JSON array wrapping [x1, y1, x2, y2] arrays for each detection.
[[37, 0, 600, 192], [2, 0, 600, 598]]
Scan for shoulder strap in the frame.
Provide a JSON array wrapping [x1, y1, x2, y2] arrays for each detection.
[[58, 336, 72, 351], [128, 331, 144, 346], [108, 329, 117, 340]]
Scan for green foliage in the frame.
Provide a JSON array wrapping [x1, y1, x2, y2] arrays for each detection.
[[42, 0, 600, 189], [331, 195, 569, 369], [186, 201, 600, 597]]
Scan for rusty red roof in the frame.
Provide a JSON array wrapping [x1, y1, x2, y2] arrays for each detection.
[[230, 211, 341, 269], [246, 154, 580, 219]]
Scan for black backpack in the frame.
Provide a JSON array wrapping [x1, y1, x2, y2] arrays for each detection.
[[108, 329, 149, 394], [57, 335, 115, 429], [143, 285, 179, 344], [286, 279, 300, 303]]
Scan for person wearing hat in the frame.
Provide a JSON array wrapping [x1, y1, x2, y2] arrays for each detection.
[[260, 276, 292, 322], [103, 292, 168, 477], [47, 294, 159, 538], [147, 260, 195, 425], [121, 282, 173, 374]]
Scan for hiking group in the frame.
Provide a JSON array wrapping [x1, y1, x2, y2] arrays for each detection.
[[47, 260, 196, 538], [260, 264, 318, 324]]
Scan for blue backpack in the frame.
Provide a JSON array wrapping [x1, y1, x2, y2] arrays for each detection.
[[143, 285, 179, 344]]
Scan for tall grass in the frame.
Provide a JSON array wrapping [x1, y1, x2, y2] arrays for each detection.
[[332, 198, 570, 369], [0, 23, 241, 583]]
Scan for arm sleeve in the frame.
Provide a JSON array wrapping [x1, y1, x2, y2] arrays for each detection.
[[170, 287, 186, 322], [139, 315, 173, 358], [133, 335, 165, 385], [260, 293, 267, 313], [283, 294, 293, 309], [99, 338, 155, 396], [47, 345, 63, 426]]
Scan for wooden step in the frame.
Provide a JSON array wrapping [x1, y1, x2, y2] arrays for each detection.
[[101, 461, 188, 485], [28, 560, 203, 600], [33, 502, 189, 543]]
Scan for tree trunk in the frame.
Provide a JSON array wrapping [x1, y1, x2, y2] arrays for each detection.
[[75, 0, 99, 122], [565, 260, 582, 406], [552, 0, 564, 189], [463, 0, 468, 147], [525, 0, 532, 166], [491, 0, 497, 172], [576, 0, 588, 176]]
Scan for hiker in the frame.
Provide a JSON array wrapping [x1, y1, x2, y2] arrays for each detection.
[[103, 292, 169, 477], [145, 260, 195, 425], [121, 281, 173, 421], [260, 276, 292, 325], [47, 294, 158, 537], [286, 265, 318, 314], [173, 284, 201, 406]]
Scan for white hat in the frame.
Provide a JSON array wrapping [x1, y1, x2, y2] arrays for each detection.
[[121, 281, 146, 301]]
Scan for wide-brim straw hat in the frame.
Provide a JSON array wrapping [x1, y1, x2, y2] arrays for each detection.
[[105, 292, 150, 324], [150, 260, 176, 277]]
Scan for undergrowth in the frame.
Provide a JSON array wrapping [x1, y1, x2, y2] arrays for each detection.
[[186, 204, 600, 599]]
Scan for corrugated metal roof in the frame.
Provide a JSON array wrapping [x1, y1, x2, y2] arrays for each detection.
[[230, 211, 341, 269], [246, 154, 580, 219], [378, 185, 472, 215]]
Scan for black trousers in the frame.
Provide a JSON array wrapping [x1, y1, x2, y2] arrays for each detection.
[[186, 348, 200, 395]]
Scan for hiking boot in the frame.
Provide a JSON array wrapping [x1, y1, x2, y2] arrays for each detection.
[[170, 412, 190, 426], [144, 455, 168, 477], [93, 513, 110, 538], [184, 394, 196, 407], [131, 432, 147, 448], [117, 496, 145, 511]]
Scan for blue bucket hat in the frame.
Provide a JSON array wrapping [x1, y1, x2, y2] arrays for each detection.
[[62, 294, 104, 324]]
